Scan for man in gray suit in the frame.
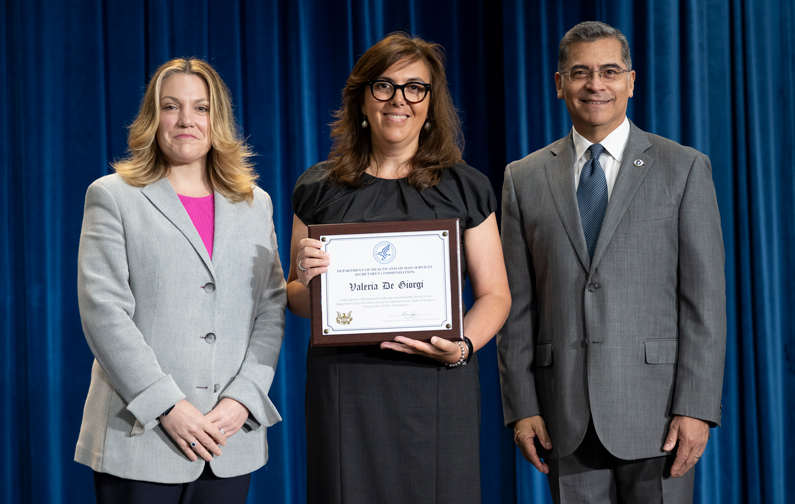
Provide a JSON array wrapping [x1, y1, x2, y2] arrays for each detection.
[[498, 21, 726, 503]]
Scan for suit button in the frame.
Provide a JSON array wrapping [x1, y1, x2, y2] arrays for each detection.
[[203, 283, 215, 293], [587, 283, 599, 292], [204, 333, 216, 344], [214, 383, 220, 393]]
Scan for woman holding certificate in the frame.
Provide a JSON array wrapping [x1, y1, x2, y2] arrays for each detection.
[[287, 33, 511, 503]]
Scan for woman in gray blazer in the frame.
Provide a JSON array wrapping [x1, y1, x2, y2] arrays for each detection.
[[75, 58, 286, 503]]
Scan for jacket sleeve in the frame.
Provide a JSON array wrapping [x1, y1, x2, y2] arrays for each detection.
[[219, 191, 287, 430], [672, 153, 726, 426], [497, 164, 541, 426], [77, 181, 185, 433]]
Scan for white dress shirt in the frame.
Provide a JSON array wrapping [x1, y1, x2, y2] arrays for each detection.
[[572, 117, 630, 201]]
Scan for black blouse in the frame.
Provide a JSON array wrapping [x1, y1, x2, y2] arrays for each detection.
[[292, 161, 497, 282]]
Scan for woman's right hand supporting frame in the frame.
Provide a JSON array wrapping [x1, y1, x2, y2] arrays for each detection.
[[286, 215, 329, 318]]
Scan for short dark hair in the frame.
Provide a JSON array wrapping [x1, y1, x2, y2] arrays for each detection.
[[558, 21, 632, 72], [327, 32, 463, 190]]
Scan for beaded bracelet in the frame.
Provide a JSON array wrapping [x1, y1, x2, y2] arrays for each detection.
[[446, 340, 468, 368]]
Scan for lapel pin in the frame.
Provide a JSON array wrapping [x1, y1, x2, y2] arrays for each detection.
[[633, 159, 644, 167]]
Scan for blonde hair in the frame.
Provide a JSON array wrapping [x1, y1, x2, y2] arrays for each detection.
[[113, 58, 257, 202]]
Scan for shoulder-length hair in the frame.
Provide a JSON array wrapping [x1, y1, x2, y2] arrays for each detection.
[[113, 58, 257, 202], [328, 32, 463, 190]]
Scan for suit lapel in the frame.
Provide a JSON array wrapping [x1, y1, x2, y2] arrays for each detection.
[[545, 135, 591, 272], [141, 178, 216, 280], [210, 191, 239, 268], [590, 122, 653, 272]]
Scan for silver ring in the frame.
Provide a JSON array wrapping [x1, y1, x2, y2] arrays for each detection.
[[694, 454, 700, 459], [190, 442, 197, 448], [298, 260, 307, 272], [219, 428, 225, 435]]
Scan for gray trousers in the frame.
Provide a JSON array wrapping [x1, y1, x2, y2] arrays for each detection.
[[547, 419, 695, 504]]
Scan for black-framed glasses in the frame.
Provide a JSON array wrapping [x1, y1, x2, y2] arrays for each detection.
[[559, 66, 630, 83], [367, 80, 431, 103]]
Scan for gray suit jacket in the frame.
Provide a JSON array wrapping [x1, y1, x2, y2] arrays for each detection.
[[75, 174, 287, 483], [498, 122, 726, 460]]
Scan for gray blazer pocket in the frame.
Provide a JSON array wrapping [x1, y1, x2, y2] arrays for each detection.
[[534, 343, 553, 368], [644, 338, 678, 364]]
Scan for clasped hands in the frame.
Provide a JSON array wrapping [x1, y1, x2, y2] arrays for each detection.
[[513, 414, 709, 477], [296, 238, 464, 365], [159, 397, 250, 462]]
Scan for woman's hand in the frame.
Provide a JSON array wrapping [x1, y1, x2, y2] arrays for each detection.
[[380, 336, 464, 364], [383, 214, 510, 364], [159, 399, 226, 462], [205, 398, 250, 442], [294, 237, 330, 287], [287, 215, 329, 317]]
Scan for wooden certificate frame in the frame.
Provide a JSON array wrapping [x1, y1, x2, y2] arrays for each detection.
[[308, 219, 463, 347]]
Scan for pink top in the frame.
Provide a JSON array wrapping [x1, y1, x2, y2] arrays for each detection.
[[178, 194, 215, 258]]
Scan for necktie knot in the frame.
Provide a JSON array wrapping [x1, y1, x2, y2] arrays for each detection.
[[588, 143, 605, 165]]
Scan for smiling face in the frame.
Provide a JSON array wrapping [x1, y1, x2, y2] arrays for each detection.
[[361, 58, 431, 156], [156, 73, 212, 169], [555, 38, 635, 143]]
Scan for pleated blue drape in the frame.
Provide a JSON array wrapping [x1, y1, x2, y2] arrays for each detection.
[[2, 1, 792, 503]]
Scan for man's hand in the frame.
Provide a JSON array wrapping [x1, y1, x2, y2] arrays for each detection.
[[663, 415, 709, 477], [513, 415, 552, 474]]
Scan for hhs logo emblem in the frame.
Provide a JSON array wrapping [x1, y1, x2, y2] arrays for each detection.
[[373, 241, 396, 264]]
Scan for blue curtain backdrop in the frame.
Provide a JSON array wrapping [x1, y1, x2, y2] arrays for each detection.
[[2, 0, 793, 502]]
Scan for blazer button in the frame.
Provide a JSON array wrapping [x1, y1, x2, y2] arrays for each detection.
[[203, 283, 215, 293], [204, 333, 216, 344], [587, 283, 600, 292], [214, 383, 220, 393]]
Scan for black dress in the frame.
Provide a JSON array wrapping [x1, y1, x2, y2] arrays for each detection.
[[292, 162, 496, 504]]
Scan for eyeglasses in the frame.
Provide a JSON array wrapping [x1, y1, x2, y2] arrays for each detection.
[[367, 80, 431, 103], [559, 66, 630, 83]]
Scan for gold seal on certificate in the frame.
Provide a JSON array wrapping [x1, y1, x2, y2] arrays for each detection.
[[308, 219, 463, 346]]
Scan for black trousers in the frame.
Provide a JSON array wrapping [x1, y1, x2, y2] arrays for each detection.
[[546, 418, 695, 504], [93, 463, 251, 504]]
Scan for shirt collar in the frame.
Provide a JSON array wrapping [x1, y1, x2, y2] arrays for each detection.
[[571, 117, 631, 163]]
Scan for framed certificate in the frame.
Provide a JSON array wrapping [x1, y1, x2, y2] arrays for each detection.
[[308, 219, 463, 346]]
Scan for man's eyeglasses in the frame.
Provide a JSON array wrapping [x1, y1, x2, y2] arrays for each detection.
[[559, 66, 630, 83]]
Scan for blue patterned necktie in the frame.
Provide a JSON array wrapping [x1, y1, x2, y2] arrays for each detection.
[[577, 143, 608, 258]]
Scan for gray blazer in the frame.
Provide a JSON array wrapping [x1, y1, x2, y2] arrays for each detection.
[[498, 122, 726, 460], [74, 174, 287, 483]]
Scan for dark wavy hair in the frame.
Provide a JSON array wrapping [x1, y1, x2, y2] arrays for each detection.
[[327, 32, 463, 190]]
